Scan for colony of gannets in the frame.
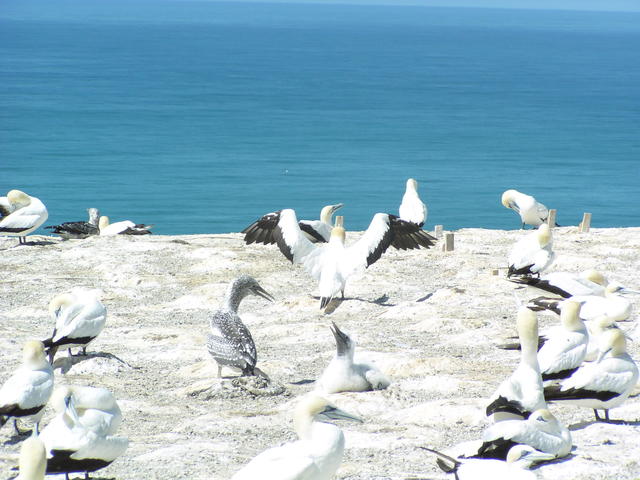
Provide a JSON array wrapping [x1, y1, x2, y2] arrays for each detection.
[[0, 181, 637, 478]]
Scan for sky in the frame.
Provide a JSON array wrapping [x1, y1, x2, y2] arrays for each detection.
[[203, 0, 640, 12]]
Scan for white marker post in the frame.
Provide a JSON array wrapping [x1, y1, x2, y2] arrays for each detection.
[[443, 232, 454, 252], [547, 209, 557, 228], [434, 224, 443, 239], [579, 213, 592, 233]]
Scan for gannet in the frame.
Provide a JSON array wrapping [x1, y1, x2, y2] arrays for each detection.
[[42, 289, 107, 363], [16, 432, 47, 480], [45, 208, 100, 240], [231, 394, 362, 480], [486, 307, 546, 421], [40, 388, 128, 478], [399, 178, 427, 227], [98, 215, 152, 235], [501, 189, 556, 229], [0, 341, 54, 435], [537, 301, 588, 382], [315, 322, 390, 394], [507, 224, 555, 278], [527, 282, 636, 323], [544, 328, 639, 422], [242, 203, 344, 244], [584, 317, 619, 362], [49, 385, 122, 436], [206, 275, 274, 378], [473, 409, 571, 460], [245, 209, 435, 309], [509, 269, 608, 298], [422, 445, 555, 480], [0, 190, 48, 245]]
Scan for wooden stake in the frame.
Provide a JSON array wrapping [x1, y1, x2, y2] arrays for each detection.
[[434, 225, 443, 239], [442, 232, 454, 252], [335, 216, 344, 228], [547, 209, 557, 228], [579, 212, 592, 233]]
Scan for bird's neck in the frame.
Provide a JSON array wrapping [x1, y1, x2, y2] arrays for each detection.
[[223, 286, 246, 312]]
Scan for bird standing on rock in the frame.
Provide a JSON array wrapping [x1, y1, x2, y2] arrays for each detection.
[[206, 275, 274, 378]]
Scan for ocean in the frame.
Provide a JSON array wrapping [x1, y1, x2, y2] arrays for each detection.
[[1, 0, 639, 235]]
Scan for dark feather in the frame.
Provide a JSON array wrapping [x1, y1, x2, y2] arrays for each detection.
[[508, 276, 572, 298], [299, 222, 327, 243], [472, 439, 518, 460], [0, 404, 44, 417], [541, 368, 579, 382], [241, 211, 281, 245], [544, 384, 620, 402], [485, 396, 531, 419], [527, 297, 561, 315]]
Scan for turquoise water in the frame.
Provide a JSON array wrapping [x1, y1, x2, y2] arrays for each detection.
[[1, 0, 639, 234]]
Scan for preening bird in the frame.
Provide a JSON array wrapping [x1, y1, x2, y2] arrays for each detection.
[[473, 409, 571, 461], [42, 289, 108, 363], [49, 385, 122, 436], [486, 307, 546, 421], [543, 328, 638, 422], [399, 178, 427, 227], [231, 394, 362, 480], [98, 216, 152, 235], [45, 208, 100, 240], [206, 275, 274, 378], [315, 322, 390, 394], [507, 224, 555, 278], [0, 341, 54, 435], [242, 203, 344, 244], [242, 209, 435, 309], [0, 190, 48, 244], [40, 387, 128, 479], [501, 189, 556, 229]]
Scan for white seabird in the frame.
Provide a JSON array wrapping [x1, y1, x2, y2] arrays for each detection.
[[583, 316, 620, 362], [242, 203, 344, 244], [527, 282, 636, 323], [537, 300, 589, 382], [315, 322, 390, 394], [49, 385, 122, 436], [16, 432, 47, 480], [473, 409, 571, 461], [42, 289, 107, 363], [231, 394, 362, 480], [0, 341, 54, 435], [544, 328, 639, 422], [486, 307, 546, 421], [507, 224, 555, 278], [98, 215, 152, 235], [40, 388, 128, 479], [422, 445, 554, 480], [399, 178, 427, 227], [501, 189, 556, 229], [206, 275, 274, 378], [244, 209, 436, 309], [45, 208, 100, 240], [509, 269, 608, 298], [0, 190, 48, 245]]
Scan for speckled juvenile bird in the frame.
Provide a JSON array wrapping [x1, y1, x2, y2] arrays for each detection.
[[206, 275, 274, 379]]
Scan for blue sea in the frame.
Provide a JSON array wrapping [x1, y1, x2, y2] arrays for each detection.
[[1, 0, 639, 234]]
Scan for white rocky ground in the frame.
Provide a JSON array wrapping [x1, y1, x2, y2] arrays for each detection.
[[0, 226, 639, 480]]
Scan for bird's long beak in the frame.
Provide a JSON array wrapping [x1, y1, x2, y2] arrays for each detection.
[[596, 347, 612, 363], [330, 322, 350, 356], [331, 203, 344, 213], [64, 394, 80, 423], [252, 285, 275, 302], [319, 404, 363, 424]]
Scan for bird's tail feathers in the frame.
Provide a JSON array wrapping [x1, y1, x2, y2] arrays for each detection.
[[418, 447, 461, 474]]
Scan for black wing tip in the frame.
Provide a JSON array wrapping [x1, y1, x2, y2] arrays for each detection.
[[485, 396, 529, 418]]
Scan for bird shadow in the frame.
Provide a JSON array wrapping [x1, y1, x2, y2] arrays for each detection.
[[2, 429, 32, 445], [289, 379, 315, 386], [53, 351, 138, 373], [569, 418, 640, 431], [312, 294, 396, 314]]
